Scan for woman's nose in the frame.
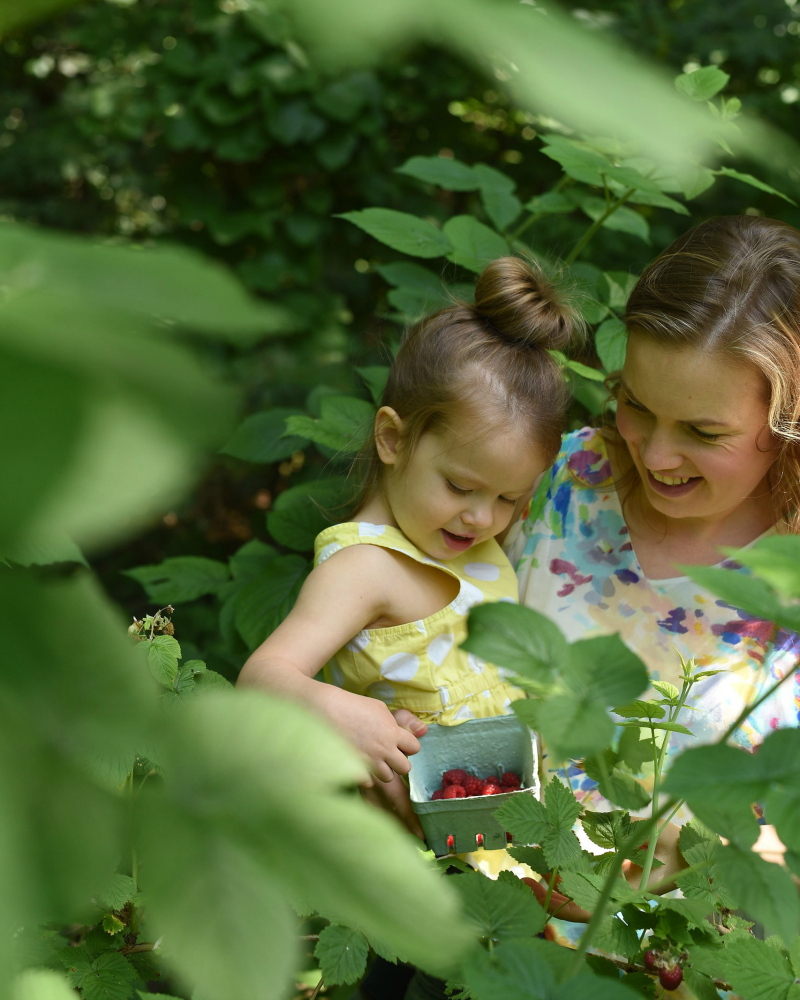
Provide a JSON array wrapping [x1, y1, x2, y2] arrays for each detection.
[[639, 425, 682, 470]]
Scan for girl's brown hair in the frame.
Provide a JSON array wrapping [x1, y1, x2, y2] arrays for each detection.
[[623, 215, 800, 532], [354, 255, 580, 506]]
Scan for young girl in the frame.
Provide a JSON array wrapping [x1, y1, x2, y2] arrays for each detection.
[[238, 256, 578, 788]]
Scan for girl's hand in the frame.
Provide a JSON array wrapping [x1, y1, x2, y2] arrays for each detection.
[[320, 684, 422, 783], [521, 875, 592, 923], [361, 772, 425, 840], [392, 708, 428, 741]]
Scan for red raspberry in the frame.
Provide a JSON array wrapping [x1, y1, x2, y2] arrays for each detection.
[[443, 769, 468, 787], [501, 772, 521, 788], [481, 784, 504, 795], [443, 784, 466, 798], [643, 950, 657, 972], [659, 965, 683, 991], [431, 788, 444, 800], [463, 776, 484, 796]]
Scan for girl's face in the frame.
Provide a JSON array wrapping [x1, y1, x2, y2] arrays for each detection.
[[376, 406, 547, 561], [616, 334, 777, 523]]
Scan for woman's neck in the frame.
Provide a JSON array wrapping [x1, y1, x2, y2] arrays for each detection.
[[604, 430, 774, 576]]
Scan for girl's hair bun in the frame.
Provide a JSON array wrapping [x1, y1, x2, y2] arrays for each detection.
[[473, 256, 575, 352]]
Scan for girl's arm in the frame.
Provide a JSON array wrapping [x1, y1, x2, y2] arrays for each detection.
[[237, 545, 422, 783]]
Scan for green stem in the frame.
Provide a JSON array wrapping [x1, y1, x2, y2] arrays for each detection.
[[655, 799, 683, 840], [543, 867, 559, 924], [508, 175, 569, 242], [564, 187, 635, 265], [637, 725, 663, 891]]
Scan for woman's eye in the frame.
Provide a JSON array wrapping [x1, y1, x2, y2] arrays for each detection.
[[446, 480, 470, 495], [623, 397, 648, 413], [691, 426, 721, 442]]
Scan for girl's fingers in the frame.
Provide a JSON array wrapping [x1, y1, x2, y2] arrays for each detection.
[[373, 761, 395, 784], [393, 709, 428, 737], [396, 729, 421, 757], [387, 748, 412, 776]]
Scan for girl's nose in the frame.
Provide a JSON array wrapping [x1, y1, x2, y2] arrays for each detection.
[[462, 501, 493, 530]]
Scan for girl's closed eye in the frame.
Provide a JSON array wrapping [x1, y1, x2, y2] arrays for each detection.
[[446, 479, 471, 495], [690, 426, 721, 442]]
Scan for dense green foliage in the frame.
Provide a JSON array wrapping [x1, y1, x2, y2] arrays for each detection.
[[4, 0, 800, 998]]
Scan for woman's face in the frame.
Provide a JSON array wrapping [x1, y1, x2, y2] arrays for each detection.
[[616, 334, 777, 523]]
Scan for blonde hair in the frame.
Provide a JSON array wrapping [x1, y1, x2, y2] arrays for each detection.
[[624, 215, 800, 532], [354, 256, 580, 507]]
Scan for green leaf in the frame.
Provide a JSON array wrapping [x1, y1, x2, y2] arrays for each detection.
[[584, 758, 651, 810], [692, 935, 796, 1000], [474, 164, 523, 230], [443, 216, 510, 273], [124, 556, 230, 605], [679, 564, 782, 625], [1, 528, 87, 568], [396, 155, 480, 191], [675, 66, 730, 101], [234, 554, 310, 650], [285, 395, 374, 454], [716, 845, 800, 945], [355, 366, 390, 405], [525, 191, 576, 215], [463, 603, 568, 683], [721, 535, 800, 600], [614, 699, 665, 720], [494, 793, 551, 845], [145, 634, 182, 686], [594, 914, 639, 961], [12, 970, 79, 1000], [461, 939, 555, 1000], [98, 873, 136, 912], [220, 407, 309, 463], [662, 743, 762, 848], [229, 539, 278, 581], [567, 635, 649, 707], [455, 872, 547, 942], [337, 209, 451, 258], [578, 197, 650, 244], [536, 693, 616, 761], [267, 476, 349, 552], [314, 924, 370, 985], [508, 845, 548, 872], [539, 136, 612, 187], [375, 261, 447, 293], [64, 950, 138, 1000], [714, 167, 797, 206], [617, 726, 651, 772], [595, 318, 627, 372]]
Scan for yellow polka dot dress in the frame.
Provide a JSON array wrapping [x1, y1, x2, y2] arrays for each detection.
[[314, 521, 524, 725]]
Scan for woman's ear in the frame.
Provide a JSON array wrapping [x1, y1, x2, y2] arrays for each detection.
[[374, 407, 404, 466]]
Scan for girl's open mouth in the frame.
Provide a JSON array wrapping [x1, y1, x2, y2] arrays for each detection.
[[441, 529, 475, 551]]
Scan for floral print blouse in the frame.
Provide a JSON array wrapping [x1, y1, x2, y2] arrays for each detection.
[[505, 427, 800, 816]]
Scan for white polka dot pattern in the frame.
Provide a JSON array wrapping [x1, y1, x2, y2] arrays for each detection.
[[467, 653, 486, 674], [465, 561, 501, 582], [452, 704, 475, 721], [451, 580, 485, 616], [438, 686, 450, 706], [346, 631, 370, 653], [381, 651, 420, 682], [427, 633, 454, 666], [414, 620, 427, 635], [369, 680, 395, 703], [358, 522, 386, 537], [317, 542, 343, 563]]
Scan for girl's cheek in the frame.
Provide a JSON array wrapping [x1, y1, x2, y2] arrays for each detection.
[[615, 404, 637, 443]]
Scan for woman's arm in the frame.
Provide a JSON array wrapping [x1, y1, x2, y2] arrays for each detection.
[[237, 545, 422, 783]]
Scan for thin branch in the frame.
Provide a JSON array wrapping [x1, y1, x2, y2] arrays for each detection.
[[309, 977, 325, 1000], [564, 187, 635, 265], [120, 941, 156, 955]]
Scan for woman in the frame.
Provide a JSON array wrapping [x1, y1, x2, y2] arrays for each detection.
[[506, 214, 800, 925]]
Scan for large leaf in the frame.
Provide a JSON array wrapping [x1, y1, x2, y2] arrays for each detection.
[[594, 317, 627, 372], [715, 845, 800, 945], [691, 936, 796, 1000], [444, 215, 510, 273], [138, 693, 471, 987], [267, 476, 349, 552], [454, 873, 546, 943], [285, 395, 374, 454], [337, 208, 451, 258], [315, 925, 370, 985], [714, 167, 797, 206], [578, 197, 650, 244], [722, 535, 800, 600], [675, 66, 730, 101], [395, 155, 480, 191], [474, 164, 523, 230], [124, 556, 230, 605], [234, 554, 310, 649], [221, 408, 309, 464], [463, 603, 567, 683]]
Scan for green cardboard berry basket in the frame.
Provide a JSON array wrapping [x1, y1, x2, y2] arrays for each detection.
[[409, 714, 539, 857]]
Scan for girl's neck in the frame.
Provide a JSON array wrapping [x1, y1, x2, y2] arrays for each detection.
[[352, 492, 399, 531]]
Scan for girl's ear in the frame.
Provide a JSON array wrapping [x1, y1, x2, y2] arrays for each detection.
[[374, 406, 404, 466]]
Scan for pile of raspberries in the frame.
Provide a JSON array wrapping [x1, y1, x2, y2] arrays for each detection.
[[430, 768, 521, 800]]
